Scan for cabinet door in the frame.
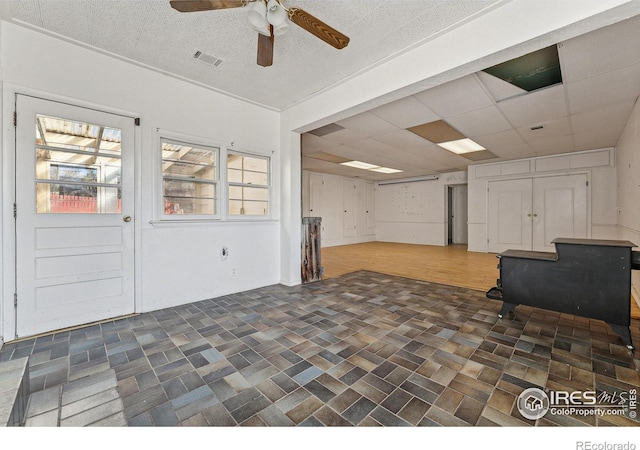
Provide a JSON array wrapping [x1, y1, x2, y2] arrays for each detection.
[[488, 179, 533, 253], [343, 179, 357, 237], [532, 174, 588, 252], [365, 182, 375, 236]]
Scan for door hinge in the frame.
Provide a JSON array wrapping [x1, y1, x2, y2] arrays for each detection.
[[134, 117, 141, 126], [13, 293, 17, 307], [586, 180, 589, 186], [13, 203, 17, 219], [13, 111, 17, 127]]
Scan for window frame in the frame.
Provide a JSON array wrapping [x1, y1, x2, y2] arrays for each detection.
[[159, 136, 221, 221], [226, 150, 271, 219]]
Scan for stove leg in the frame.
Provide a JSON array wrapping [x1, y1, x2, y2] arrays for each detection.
[[607, 323, 634, 351], [498, 302, 517, 319]]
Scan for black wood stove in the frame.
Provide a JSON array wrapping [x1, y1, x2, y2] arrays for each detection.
[[487, 238, 640, 350]]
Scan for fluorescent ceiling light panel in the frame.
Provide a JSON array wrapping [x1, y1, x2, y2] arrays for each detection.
[[340, 160, 380, 170], [437, 138, 486, 154], [370, 167, 403, 173]]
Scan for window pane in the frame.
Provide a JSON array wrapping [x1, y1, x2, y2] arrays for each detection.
[[35, 115, 122, 214], [229, 200, 268, 216], [228, 186, 269, 216], [37, 183, 121, 214], [164, 197, 215, 215], [161, 139, 218, 216], [163, 179, 216, 215], [37, 115, 121, 155], [227, 153, 270, 217]]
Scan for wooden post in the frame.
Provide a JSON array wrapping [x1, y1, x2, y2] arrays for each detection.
[[301, 217, 323, 283]]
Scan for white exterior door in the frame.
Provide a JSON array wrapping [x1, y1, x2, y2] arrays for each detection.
[[488, 178, 533, 253], [15, 95, 135, 338]]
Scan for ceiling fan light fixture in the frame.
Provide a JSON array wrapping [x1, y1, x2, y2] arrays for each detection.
[[266, 0, 287, 26], [248, 0, 267, 28]]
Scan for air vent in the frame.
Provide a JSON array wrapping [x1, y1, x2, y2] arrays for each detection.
[[193, 50, 223, 67]]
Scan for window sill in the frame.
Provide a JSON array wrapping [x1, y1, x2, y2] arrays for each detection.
[[149, 218, 278, 228]]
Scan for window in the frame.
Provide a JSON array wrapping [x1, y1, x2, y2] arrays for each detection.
[[161, 139, 219, 217], [227, 152, 270, 216], [35, 114, 122, 214]]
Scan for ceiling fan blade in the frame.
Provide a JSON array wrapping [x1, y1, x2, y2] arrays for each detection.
[[169, 0, 247, 12], [289, 8, 349, 50], [257, 28, 274, 67]]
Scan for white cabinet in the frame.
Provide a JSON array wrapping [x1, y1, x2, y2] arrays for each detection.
[[302, 172, 375, 246], [488, 174, 588, 253]]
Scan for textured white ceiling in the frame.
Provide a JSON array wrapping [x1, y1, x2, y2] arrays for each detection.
[[6, 0, 501, 109], [4, 1, 640, 181]]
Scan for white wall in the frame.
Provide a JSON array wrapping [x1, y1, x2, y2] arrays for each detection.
[[467, 148, 618, 253], [375, 172, 467, 246], [0, 22, 280, 340], [616, 96, 640, 302]]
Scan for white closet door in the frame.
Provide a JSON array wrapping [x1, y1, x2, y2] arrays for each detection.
[[532, 174, 588, 252], [488, 179, 533, 253]]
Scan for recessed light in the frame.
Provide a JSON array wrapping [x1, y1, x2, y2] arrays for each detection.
[[437, 138, 485, 154], [340, 160, 380, 170], [370, 167, 403, 174]]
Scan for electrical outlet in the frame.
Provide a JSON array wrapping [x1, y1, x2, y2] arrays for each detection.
[[231, 268, 237, 277]]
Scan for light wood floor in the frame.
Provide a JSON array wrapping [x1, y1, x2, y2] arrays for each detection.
[[321, 241, 640, 319]]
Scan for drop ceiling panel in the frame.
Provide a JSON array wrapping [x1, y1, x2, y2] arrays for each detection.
[[414, 74, 494, 118], [319, 128, 366, 145], [336, 112, 399, 137], [559, 14, 640, 83], [567, 63, 640, 115], [570, 102, 635, 136], [528, 134, 575, 156], [446, 105, 512, 137], [369, 97, 440, 129], [496, 84, 568, 128], [474, 130, 536, 159], [573, 128, 623, 151]]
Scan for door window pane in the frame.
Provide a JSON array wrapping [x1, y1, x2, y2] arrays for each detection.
[[35, 115, 122, 214]]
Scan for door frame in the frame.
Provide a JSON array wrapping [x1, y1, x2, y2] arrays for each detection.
[[2, 85, 143, 341]]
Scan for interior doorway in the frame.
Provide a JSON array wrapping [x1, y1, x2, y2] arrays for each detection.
[[446, 184, 468, 245]]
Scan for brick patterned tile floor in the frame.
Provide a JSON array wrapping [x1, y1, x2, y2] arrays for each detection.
[[0, 270, 638, 428]]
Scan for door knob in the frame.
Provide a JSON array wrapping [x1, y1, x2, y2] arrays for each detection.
[[123, 216, 132, 223]]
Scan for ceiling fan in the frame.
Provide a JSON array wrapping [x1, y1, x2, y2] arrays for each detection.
[[169, 0, 350, 67]]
